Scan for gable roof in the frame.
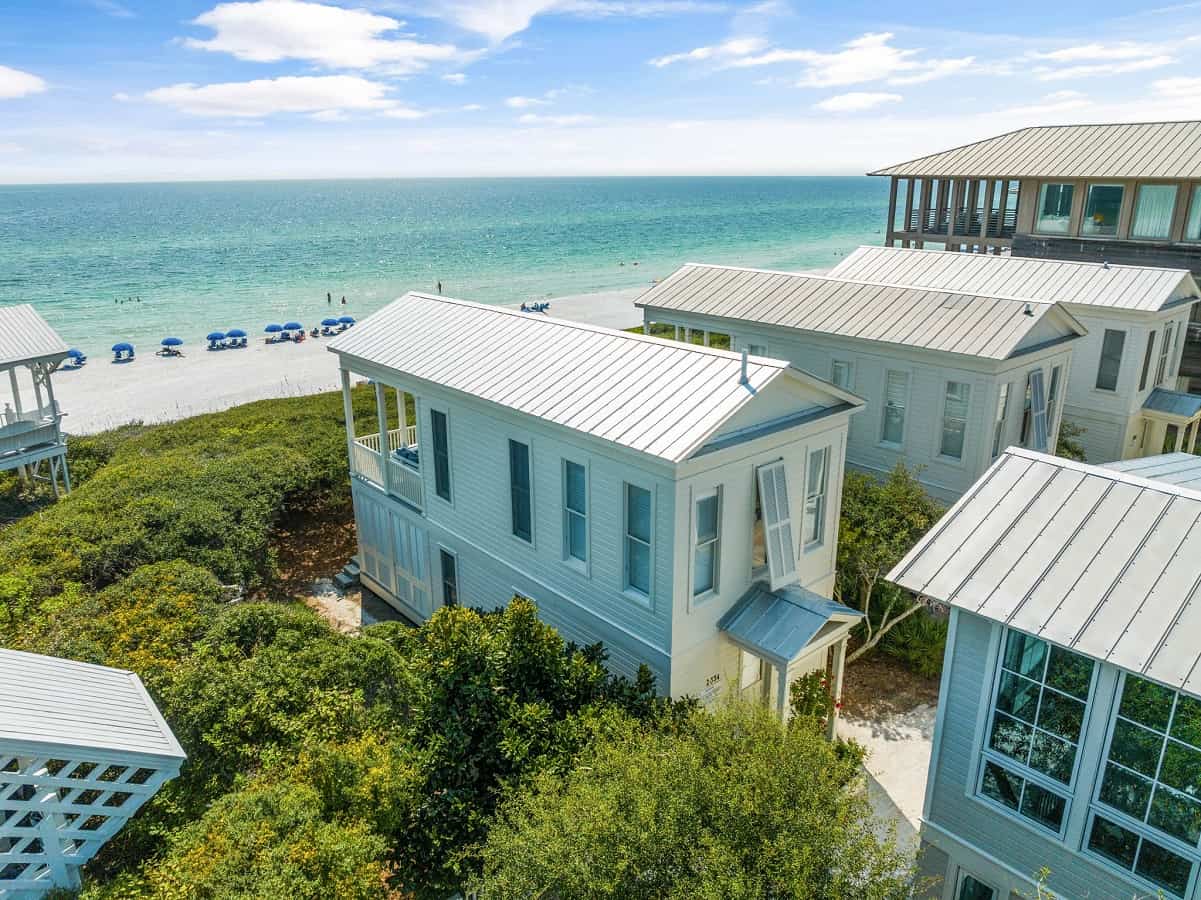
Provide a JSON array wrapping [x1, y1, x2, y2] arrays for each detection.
[[635, 262, 1085, 361], [829, 246, 1199, 314], [888, 448, 1201, 697], [870, 120, 1201, 179], [0, 649, 185, 760], [329, 293, 859, 464], [0, 304, 70, 368]]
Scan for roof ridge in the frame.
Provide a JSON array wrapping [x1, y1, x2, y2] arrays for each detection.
[[849, 245, 1193, 278], [1005, 447, 1201, 503]]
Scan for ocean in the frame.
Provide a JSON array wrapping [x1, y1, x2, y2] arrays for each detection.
[[0, 177, 888, 352]]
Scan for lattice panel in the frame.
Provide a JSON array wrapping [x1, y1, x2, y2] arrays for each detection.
[[0, 753, 173, 897]]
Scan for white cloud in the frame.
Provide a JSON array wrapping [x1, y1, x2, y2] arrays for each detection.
[[505, 95, 549, 108], [1033, 41, 1170, 62], [442, 72, 467, 84], [997, 89, 1092, 118], [0, 65, 47, 100], [518, 112, 594, 125], [460, 103, 484, 111], [1153, 76, 1201, 98], [649, 37, 766, 67], [1036, 55, 1174, 81], [113, 91, 132, 102], [424, 0, 722, 43], [888, 56, 975, 85], [814, 91, 901, 112], [382, 105, 429, 119], [186, 0, 459, 74], [144, 75, 400, 118], [1028, 37, 1185, 81]]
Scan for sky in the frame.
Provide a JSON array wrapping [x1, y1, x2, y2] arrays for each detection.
[[1, 0, 1201, 182]]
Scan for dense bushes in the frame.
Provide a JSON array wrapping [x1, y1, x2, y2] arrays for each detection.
[[879, 604, 949, 679]]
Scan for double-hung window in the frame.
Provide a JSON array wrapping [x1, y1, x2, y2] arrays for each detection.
[[1035, 183, 1074, 235], [991, 383, 1010, 460], [1096, 329, 1126, 392], [802, 448, 828, 548], [881, 370, 909, 446], [624, 483, 652, 598], [940, 381, 971, 460], [508, 439, 532, 542], [430, 409, 452, 501], [692, 489, 720, 597], [1157, 323, 1176, 387], [1085, 674, 1201, 898], [831, 360, 854, 391], [978, 629, 1095, 835], [563, 460, 587, 565]]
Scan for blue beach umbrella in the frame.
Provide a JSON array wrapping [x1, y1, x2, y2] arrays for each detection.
[[338, 315, 355, 324], [226, 328, 246, 338], [283, 321, 303, 331], [161, 337, 183, 347], [67, 348, 85, 359], [206, 331, 226, 341], [265, 324, 283, 333], [321, 317, 340, 327], [112, 342, 134, 353]]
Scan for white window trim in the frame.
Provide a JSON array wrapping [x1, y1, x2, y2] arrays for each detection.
[[437, 545, 459, 607], [802, 446, 829, 551], [1079, 182, 1126, 239], [937, 379, 972, 464], [951, 868, 999, 900], [507, 436, 535, 547], [690, 486, 722, 604], [561, 458, 590, 577], [1034, 181, 1075, 236], [831, 359, 854, 392], [1157, 323, 1175, 387], [429, 404, 454, 507], [991, 382, 1011, 460], [755, 460, 798, 590], [622, 481, 654, 607], [1095, 329, 1127, 394], [879, 368, 911, 450]]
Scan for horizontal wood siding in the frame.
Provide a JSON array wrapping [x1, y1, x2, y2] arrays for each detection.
[[1060, 405, 1128, 464]]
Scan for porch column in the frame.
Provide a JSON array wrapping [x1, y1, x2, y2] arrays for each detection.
[[950, 178, 966, 241], [826, 637, 848, 741], [776, 664, 789, 721], [1192, 424, 1199, 453], [9, 367, 22, 415], [374, 381, 390, 491], [916, 178, 931, 240], [339, 368, 356, 462], [674, 324, 681, 341], [396, 388, 406, 438], [42, 364, 61, 442], [885, 177, 898, 244], [703, 331, 710, 347], [979, 179, 993, 245], [31, 363, 45, 412]]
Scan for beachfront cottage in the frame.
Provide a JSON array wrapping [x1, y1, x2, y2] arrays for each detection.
[[0, 649, 185, 897], [890, 448, 1201, 900], [328, 293, 864, 716], [636, 264, 1085, 502], [830, 246, 1201, 464], [868, 119, 1201, 384], [0, 304, 71, 496]]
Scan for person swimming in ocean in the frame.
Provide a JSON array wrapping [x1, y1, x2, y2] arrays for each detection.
[[341, 296, 346, 305], [437, 280, 442, 294], [327, 292, 332, 304]]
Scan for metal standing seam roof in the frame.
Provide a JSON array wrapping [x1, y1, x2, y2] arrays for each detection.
[[1105, 453, 1201, 492], [0, 649, 186, 760], [717, 582, 862, 669], [1143, 388, 1201, 419], [887, 447, 1201, 697], [635, 263, 1084, 360], [0, 304, 70, 368], [829, 246, 1199, 314], [328, 293, 860, 464], [869, 120, 1201, 179]]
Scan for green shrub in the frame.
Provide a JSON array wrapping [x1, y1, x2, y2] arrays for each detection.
[[880, 606, 949, 680]]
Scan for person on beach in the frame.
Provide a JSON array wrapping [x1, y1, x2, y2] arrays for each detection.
[[437, 280, 442, 293], [327, 292, 331, 304], [341, 296, 346, 305]]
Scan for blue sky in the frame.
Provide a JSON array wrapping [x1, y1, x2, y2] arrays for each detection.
[[1, 0, 1200, 182]]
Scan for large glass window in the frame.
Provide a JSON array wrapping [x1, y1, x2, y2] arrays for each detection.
[[1096, 329, 1126, 392], [1132, 184, 1178, 240], [881, 370, 909, 445], [803, 447, 828, 548], [1087, 674, 1201, 897], [991, 383, 1010, 459], [940, 381, 971, 459], [979, 630, 1095, 833], [1082, 183, 1124, 237], [1187, 186, 1201, 242], [563, 460, 587, 564], [508, 439, 532, 542], [431, 409, 451, 501], [624, 483, 652, 597], [1036, 183, 1074, 235], [1158, 322, 1176, 387], [693, 489, 720, 597]]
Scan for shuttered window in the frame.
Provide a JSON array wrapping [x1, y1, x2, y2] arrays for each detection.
[[991, 383, 1010, 460], [1028, 370, 1048, 452], [756, 461, 797, 590], [881, 370, 909, 445], [940, 381, 971, 460], [1097, 329, 1126, 391], [1157, 322, 1176, 387], [1047, 365, 1062, 440], [430, 409, 451, 501], [1140, 332, 1156, 392]]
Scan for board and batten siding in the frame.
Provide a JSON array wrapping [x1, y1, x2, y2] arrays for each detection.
[[923, 610, 1160, 900]]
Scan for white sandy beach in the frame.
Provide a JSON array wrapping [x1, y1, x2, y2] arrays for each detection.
[[53, 287, 647, 434]]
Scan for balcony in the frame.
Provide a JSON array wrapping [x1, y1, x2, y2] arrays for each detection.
[[351, 425, 424, 511]]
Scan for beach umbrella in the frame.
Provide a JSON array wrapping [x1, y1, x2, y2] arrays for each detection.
[[338, 315, 356, 324], [161, 337, 183, 347], [265, 324, 283, 333], [206, 331, 226, 341], [226, 328, 246, 338], [112, 342, 134, 353], [321, 317, 340, 327], [283, 321, 303, 331], [67, 348, 85, 359]]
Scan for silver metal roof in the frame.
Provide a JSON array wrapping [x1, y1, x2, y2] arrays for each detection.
[[829, 246, 1199, 314], [0, 304, 69, 368], [1105, 453, 1201, 492], [329, 293, 859, 464], [888, 448, 1201, 697], [717, 582, 861, 669], [636, 263, 1084, 360], [1143, 388, 1201, 419], [871, 120, 1201, 179], [0, 649, 186, 760]]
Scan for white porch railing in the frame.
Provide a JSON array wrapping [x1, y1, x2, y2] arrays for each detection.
[[351, 440, 385, 487], [352, 431, 424, 510], [0, 420, 60, 457], [387, 457, 424, 509]]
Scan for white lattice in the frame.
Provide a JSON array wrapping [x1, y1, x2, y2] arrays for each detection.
[[0, 752, 175, 898]]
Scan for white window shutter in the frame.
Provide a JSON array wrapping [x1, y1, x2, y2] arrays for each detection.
[[1029, 370, 1048, 452], [756, 461, 798, 590]]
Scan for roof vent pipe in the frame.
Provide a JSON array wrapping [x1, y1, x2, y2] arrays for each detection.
[[1103, 259, 1110, 269], [740, 348, 749, 385], [1024, 303, 1034, 316]]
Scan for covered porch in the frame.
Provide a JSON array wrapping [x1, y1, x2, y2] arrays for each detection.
[[718, 582, 862, 737], [1140, 388, 1201, 456], [340, 369, 425, 511]]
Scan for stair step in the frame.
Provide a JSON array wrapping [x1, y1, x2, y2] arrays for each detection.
[[333, 572, 358, 590], [343, 561, 361, 577]]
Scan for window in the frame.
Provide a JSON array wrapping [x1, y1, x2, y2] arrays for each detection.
[[991, 383, 1010, 459], [940, 381, 971, 459], [508, 439, 532, 542], [1082, 183, 1124, 237], [1158, 322, 1176, 387], [1165, 424, 1181, 455], [1086, 674, 1201, 897], [439, 548, 458, 606], [746, 343, 767, 356], [1096, 329, 1126, 391], [956, 873, 996, 900], [831, 360, 854, 391], [1132, 184, 1178, 241], [1035, 183, 1074, 235], [881, 370, 909, 445], [1139, 331, 1156, 392], [624, 483, 652, 597], [1047, 365, 1062, 440], [563, 460, 587, 565], [430, 409, 451, 501], [979, 629, 1095, 834], [692, 489, 720, 597], [1187, 186, 1201, 242], [755, 460, 797, 590], [803, 447, 828, 548]]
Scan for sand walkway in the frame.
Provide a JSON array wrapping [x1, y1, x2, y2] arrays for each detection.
[[53, 287, 645, 434]]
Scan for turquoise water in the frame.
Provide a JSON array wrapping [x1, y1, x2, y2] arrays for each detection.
[[0, 177, 888, 352]]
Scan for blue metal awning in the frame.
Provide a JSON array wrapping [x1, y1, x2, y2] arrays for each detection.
[[1144, 388, 1201, 419], [717, 582, 861, 669]]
